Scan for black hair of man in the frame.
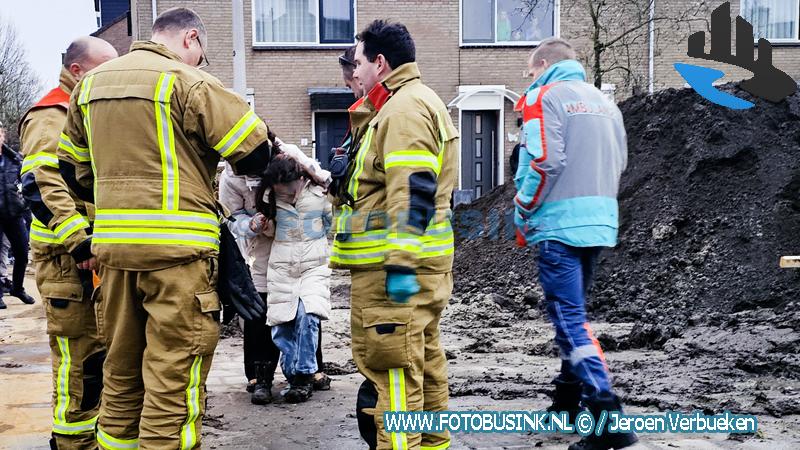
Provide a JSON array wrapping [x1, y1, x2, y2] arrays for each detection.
[[356, 19, 415, 70], [152, 7, 206, 37]]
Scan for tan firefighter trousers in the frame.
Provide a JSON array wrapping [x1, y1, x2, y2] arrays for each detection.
[[37, 253, 105, 450], [94, 258, 220, 450], [351, 270, 453, 450]]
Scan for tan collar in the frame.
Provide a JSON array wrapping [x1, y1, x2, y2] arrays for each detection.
[[130, 41, 184, 62], [59, 67, 78, 94], [382, 62, 421, 92]]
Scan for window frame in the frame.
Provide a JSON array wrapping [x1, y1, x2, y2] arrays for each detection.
[[251, 0, 357, 48], [742, 0, 800, 44], [459, 0, 560, 47]]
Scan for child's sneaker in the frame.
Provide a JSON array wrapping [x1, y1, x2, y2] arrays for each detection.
[[284, 374, 314, 403]]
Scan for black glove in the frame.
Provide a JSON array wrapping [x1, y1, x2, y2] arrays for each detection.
[[217, 222, 266, 323]]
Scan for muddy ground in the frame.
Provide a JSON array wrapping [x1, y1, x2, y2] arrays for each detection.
[[2, 84, 800, 449], [1, 273, 800, 449], [450, 83, 800, 421]]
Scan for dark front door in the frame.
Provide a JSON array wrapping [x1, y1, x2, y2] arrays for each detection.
[[461, 110, 497, 199], [314, 112, 350, 170]]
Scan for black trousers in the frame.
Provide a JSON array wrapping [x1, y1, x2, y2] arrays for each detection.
[[0, 215, 29, 292], [243, 293, 325, 380]]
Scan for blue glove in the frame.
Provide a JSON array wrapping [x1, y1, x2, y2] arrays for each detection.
[[385, 271, 420, 303]]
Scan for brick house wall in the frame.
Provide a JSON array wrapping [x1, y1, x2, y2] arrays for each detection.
[[131, 0, 800, 189], [92, 13, 133, 56]]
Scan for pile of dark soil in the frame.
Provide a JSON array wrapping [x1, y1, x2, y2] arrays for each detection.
[[453, 83, 800, 334]]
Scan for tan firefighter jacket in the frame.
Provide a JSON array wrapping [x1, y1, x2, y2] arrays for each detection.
[[19, 68, 94, 262], [330, 62, 459, 274], [58, 41, 271, 270]]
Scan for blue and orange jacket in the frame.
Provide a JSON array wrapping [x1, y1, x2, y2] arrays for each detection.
[[513, 59, 627, 248]]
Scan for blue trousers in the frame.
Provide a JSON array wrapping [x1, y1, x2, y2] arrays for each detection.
[[538, 240, 613, 402], [271, 300, 320, 379]]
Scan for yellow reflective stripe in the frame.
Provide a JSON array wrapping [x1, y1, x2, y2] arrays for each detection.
[[79, 75, 97, 200], [78, 75, 94, 105], [30, 216, 89, 245], [420, 442, 451, 450], [387, 232, 422, 254], [53, 415, 98, 435], [384, 150, 440, 173], [347, 127, 375, 201], [420, 239, 455, 259], [435, 112, 447, 171], [95, 209, 220, 233], [95, 209, 219, 220], [329, 243, 386, 265], [388, 368, 409, 450], [21, 153, 59, 175], [154, 73, 179, 211], [54, 214, 90, 240], [97, 426, 139, 449], [333, 239, 387, 250], [93, 229, 220, 250], [30, 231, 61, 244], [180, 356, 203, 450], [335, 204, 353, 236], [420, 218, 454, 258], [332, 220, 453, 263], [54, 337, 71, 424], [213, 109, 261, 158], [95, 219, 218, 233], [58, 134, 91, 162]]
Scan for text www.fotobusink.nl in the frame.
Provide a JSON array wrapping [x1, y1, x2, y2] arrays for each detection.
[[383, 410, 758, 435]]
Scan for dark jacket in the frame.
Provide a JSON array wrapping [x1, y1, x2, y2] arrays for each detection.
[[0, 144, 27, 218]]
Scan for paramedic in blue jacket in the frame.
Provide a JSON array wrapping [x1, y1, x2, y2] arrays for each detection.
[[513, 38, 637, 450]]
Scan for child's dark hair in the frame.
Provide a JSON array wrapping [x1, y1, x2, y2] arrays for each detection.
[[256, 156, 304, 221]]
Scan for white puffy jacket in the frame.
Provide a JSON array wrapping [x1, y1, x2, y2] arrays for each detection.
[[266, 181, 333, 326], [218, 143, 331, 294], [218, 164, 272, 293]]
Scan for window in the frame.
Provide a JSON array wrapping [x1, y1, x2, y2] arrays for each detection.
[[461, 0, 556, 45], [742, 0, 800, 42], [253, 0, 355, 46]]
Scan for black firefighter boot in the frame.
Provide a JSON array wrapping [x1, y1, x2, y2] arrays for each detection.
[[251, 361, 276, 405], [568, 392, 638, 450], [284, 373, 314, 403], [547, 378, 584, 425]]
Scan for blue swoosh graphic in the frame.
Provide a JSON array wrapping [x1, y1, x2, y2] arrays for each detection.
[[674, 63, 755, 110]]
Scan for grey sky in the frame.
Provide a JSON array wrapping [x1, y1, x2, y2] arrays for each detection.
[[2, 0, 99, 92]]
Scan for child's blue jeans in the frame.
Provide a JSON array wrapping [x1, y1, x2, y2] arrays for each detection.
[[271, 300, 320, 380]]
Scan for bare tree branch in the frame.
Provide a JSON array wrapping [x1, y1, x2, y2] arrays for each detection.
[[519, 0, 711, 93], [0, 14, 43, 148]]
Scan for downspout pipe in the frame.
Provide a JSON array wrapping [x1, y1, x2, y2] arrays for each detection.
[[649, 0, 655, 94]]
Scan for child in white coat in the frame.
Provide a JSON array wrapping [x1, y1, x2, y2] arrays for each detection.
[[257, 156, 332, 403]]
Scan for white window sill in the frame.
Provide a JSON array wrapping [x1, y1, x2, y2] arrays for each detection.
[[460, 41, 544, 48], [252, 43, 353, 50], [756, 39, 800, 46]]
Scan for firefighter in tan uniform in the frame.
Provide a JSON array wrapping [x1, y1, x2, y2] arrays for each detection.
[[19, 36, 118, 450], [55, 9, 273, 449], [331, 21, 459, 450]]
